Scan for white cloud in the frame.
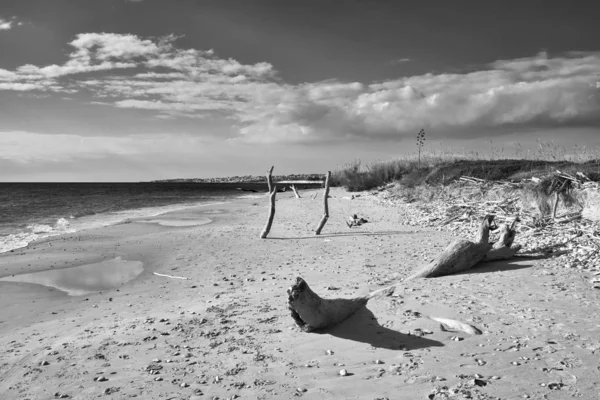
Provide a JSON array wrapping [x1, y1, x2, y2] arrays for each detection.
[[0, 130, 214, 163], [392, 58, 412, 64], [1, 32, 599, 144], [0, 18, 13, 30]]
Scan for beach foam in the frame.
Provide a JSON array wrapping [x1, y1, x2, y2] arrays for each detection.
[[0, 202, 225, 254]]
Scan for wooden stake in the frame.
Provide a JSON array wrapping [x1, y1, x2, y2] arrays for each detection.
[[260, 167, 276, 239], [259, 187, 277, 239], [315, 171, 331, 235], [266, 165, 274, 194], [290, 184, 301, 198], [552, 192, 560, 219]]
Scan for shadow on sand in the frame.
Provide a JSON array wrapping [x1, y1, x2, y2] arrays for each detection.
[[312, 305, 444, 351], [269, 230, 417, 240], [455, 258, 539, 276]]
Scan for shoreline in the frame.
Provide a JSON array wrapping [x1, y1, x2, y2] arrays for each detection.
[[1, 188, 600, 399], [0, 195, 245, 255]]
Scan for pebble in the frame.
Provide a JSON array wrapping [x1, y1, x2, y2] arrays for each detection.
[[297, 387, 307, 393], [339, 369, 348, 376]]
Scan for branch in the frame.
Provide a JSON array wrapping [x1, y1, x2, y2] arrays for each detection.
[[315, 171, 331, 235], [260, 185, 277, 239], [153, 272, 189, 280]]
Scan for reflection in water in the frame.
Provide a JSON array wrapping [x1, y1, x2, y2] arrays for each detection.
[[141, 218, 212, 227], [0, 257, 144, 296]]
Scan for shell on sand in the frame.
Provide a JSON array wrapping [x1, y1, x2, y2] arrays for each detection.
[[287, 277, 368, 332]]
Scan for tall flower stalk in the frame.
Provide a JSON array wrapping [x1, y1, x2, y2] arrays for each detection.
[[417, 129, 426, 169]]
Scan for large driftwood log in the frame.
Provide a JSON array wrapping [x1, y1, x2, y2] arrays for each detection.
[[315, 171, 331, 235], [287, 277, 481, 334], [406, 215, 496, 279], [259, 167, 276, 239]]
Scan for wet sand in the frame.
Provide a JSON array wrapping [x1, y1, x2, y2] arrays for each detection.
[[1, 188, 600, 399]]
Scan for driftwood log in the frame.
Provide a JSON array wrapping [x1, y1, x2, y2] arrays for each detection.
[[482, 218, 522, 261], [287, 277, 481, 334], [407, 215, 497, 279], [259, 166, 276, 239], [315, 171, 331, 235]]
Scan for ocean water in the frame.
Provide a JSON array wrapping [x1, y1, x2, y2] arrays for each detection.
[[0, 182, 267, 253]]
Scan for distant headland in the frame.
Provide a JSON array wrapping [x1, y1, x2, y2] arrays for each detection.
[[152, 173, 325, 184]]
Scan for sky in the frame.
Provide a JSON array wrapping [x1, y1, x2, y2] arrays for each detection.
[[0, 0, 599, 182]]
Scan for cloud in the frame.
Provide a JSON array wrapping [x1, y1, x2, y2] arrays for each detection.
[[392, 58, 412, 64], [1, 32, 599, 144], [0, 16, 16, 30], [0, 130, 215, 163]]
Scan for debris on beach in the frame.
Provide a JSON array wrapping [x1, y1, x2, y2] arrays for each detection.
[[346, 214, 369, 228], [375, 171, 600, 285]]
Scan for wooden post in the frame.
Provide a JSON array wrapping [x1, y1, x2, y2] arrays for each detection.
[[315, 171, 331, 235], [266, 165, 274, 194], [259, 167, 276, 239], [290, 185, 301, 198]]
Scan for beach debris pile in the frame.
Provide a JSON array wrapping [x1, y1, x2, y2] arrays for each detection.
[[375, 171, 600, 287], [346, 214, 368, 228]]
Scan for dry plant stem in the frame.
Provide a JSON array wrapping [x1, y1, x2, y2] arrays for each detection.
[[315, 171, 331, 235], [290, 185, 301, 198], [552, 192, 560, 219], [153, 272, 189, 280], [259, 187, 277, 239]]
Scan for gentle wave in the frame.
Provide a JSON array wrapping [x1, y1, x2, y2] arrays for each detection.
[[0, 218, 75, 253], [0, 201, 225, 254]]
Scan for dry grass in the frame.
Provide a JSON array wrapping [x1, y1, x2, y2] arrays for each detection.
[[331, 140, 600, 191]]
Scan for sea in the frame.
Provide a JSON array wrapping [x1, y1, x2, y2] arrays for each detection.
[[0, 182, 267, 254]]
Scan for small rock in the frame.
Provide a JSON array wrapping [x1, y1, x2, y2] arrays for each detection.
[[339, 369, 348, 376], [297, 387, 307, 393]]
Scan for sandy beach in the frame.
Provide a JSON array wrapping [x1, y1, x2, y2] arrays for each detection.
[[1, 188, 600, 400]]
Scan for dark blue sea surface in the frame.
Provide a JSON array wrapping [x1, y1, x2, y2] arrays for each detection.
[[0, 182, 267, 253]]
